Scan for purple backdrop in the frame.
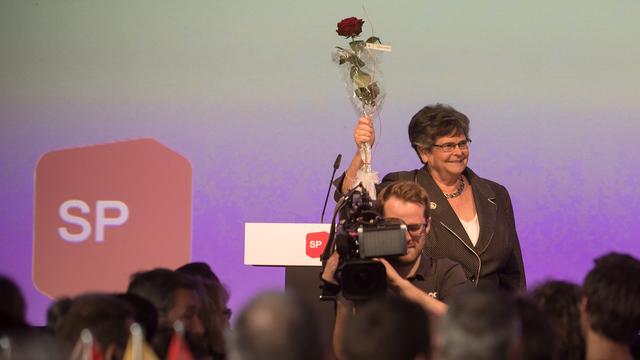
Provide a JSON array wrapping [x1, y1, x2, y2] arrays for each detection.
[[1, 1, 639, 325]]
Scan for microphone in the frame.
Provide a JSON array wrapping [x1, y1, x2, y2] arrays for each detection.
[[321, 154, 342, 223]]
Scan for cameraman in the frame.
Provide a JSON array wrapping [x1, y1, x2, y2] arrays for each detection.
[[322, 181, 471, 357]]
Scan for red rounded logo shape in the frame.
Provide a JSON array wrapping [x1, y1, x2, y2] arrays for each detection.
[[306, 231, 329, 259], [33, 139, 192, 298]]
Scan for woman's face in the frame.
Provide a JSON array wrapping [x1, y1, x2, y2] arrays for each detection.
[[419, 133, 469, 177]]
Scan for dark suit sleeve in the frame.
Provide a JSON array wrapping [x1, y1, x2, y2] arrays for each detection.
[[333, 170, 409, 202], [437, 259, 473, 302], [378, 170, 419, 194], [497, 189, 527, 291], [379, 171, 402, 190], [333, 173, 348, 202]]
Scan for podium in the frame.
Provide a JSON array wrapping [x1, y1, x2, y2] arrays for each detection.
[[244, 223, 336, 347]]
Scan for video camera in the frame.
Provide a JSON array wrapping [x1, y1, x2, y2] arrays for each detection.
[[321, 185, 408, 301]]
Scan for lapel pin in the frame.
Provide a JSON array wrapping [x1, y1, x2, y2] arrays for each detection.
[[430, 202, 437, 210]]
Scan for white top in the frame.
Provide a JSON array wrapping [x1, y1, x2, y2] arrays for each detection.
[[460, 214, 480, 246]]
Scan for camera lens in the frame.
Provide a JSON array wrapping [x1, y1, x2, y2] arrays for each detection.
[[341, 260, 387, 300]]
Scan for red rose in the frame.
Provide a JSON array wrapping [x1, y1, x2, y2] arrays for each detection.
[[336, 17, 365, 37]]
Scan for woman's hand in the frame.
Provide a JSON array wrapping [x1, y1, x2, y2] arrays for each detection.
[[342, 117, 375, 194], [353, 116, 375, 147]]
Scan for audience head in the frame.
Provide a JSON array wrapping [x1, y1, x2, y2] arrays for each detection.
[[0, 275, 27, 332], [57, 294, 133, 360], [438, 288, 521, 360], [227, 291, 324, 360], [150, 325, 210, 360], [531, 280, 584, 360], [46, 297, 73, 336], [114, 293, 158, 340], [342, 295, 430, 360], [176, 261, 230, 354], [127, 268, 205, 336], [199, 279, 231, 355], [581, 252, 640, 345], [176, 262, 221, 284], [1, 329, 67, 360], [513, 295, 557, 360], [632, 333, 640, 360]]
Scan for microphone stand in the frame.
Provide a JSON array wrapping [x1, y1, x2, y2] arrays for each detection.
[[320, 154, 342, 223]]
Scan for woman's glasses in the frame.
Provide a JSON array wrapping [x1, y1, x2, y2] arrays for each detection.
[[431, 139, 471, 152]]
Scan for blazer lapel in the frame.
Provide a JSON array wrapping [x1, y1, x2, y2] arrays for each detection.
[[415, 167, 474, 249], [467, 168, 497, 255]]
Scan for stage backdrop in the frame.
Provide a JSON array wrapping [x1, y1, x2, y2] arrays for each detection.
[[1, 1, 639, 324]]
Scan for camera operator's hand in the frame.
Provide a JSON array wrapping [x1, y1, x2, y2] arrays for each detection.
[[353, 116, 375, 147], [374, 257, 447, 316], [321, 252, 340, 285], [373, 257, 407, 289]]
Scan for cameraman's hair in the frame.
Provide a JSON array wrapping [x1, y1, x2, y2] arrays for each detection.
[[582, 252, 640, 344], [377, 181, 430, 221], [342, 295, 430, 360]]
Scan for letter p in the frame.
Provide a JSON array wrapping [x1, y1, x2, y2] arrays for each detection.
[[95, 200, 129, 242]]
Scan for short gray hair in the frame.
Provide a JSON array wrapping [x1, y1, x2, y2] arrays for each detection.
[[408, 104, 470, 162]]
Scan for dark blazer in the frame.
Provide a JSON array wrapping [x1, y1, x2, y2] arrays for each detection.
[[378, 166, 526, 291]]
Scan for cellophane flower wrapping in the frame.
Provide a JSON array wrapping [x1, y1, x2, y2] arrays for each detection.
[[334, 21, 387, 199]]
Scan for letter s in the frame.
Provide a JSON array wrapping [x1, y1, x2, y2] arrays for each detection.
[[58, 200, 91, 243]]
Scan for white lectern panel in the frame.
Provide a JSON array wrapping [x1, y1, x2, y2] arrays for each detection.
[[244, 223, 331, 266]]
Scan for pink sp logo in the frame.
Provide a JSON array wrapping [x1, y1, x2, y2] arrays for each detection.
[[33, 138, 192, 298], [306, 231, 329, 259]]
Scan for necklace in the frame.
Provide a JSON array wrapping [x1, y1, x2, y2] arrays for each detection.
[[443, 176, 465, 199]]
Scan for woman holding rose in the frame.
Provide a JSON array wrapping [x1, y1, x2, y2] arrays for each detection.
[[337, 104, 526, 291]]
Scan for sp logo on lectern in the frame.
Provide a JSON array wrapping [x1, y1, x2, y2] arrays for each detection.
[[33, 139, 192, 298], [306, 231, 329, 259]]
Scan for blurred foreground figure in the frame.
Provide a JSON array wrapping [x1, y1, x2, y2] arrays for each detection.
[[115, 293, 158, 341], [177, 262, 221, 284], [438, 289, 521, 360], [46, 297, 73, 336], [127, 268, 205, 337], [0, 275, 28, 333], [580, 252, 640, 360], [58, 294, 134, 360], [178, 262, 230, 358], [513, 296, 557, 360], [227, 292, 326, 360], [0, 330, 67, 360], [342, 296, 430, 360], [531, 280, 585, 360]]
